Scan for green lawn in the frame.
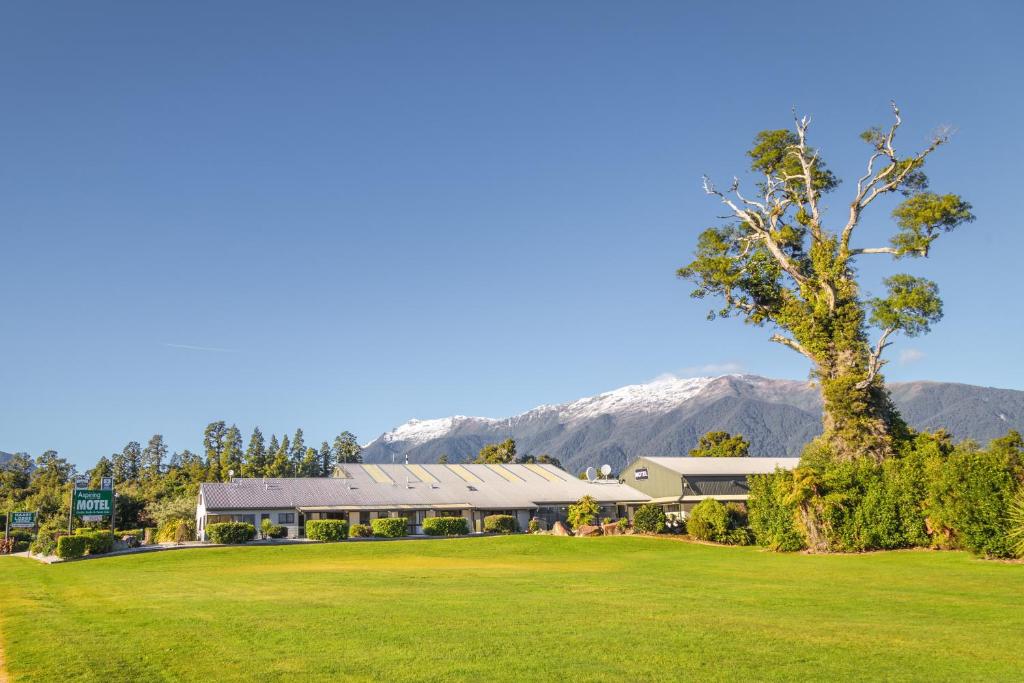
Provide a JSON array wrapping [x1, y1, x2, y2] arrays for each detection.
[[1, 536, 1022, 681]]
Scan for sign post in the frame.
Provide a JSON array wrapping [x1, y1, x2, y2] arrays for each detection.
[[73, 490, 114, 520]]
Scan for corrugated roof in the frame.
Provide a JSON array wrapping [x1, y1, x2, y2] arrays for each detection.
[[200, 463, 649, 511], [640, 456, 800, 475]]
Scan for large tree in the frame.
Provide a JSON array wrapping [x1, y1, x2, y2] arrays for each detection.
[[678, 104, 973, 461], [141, 434, 167, 481]]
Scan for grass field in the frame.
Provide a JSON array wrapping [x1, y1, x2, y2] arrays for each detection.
[[1, 536, 1022, 681]]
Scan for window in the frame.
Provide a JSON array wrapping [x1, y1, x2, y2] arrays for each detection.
[[278, 512, 295, 524]]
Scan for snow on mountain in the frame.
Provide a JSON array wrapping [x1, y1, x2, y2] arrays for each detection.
[[376, 415, 501, 447]]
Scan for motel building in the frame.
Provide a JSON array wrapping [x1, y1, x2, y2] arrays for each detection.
[[196, 462, 649, 540], [619, 456, 801, 518]]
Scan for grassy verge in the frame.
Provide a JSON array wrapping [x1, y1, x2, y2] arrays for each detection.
[[1, 536, 1022, 681]]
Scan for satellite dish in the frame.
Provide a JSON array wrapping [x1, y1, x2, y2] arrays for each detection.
[[228, 469, 235, 479], [600, 464, 612, 477], [585, 466, 596, 482]]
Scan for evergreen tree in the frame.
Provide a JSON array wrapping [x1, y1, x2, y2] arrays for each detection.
[[266, 434, 280, 468], [242, 427, 267, 478], [220, 425, 244, 481], [114, 441, 142, 482], [332, 431, 362, 464], [203, 421, 227, 474], [300, 447, 320, 477], [141, 434, 168, 480], [86, 456, 114, 489], [438, 454, 449, 464], [319, 441, 332, 477], [289, 428, 305, 470], [267, 440, 291, 477]]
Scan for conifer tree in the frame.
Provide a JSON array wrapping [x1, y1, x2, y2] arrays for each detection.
[[243, 427, 267, 478], [332, 432, 362, 464], [319, 441, 332, 477], [203, 421, 227, 474], [220, 425, 244, 481], [300, 447, 320, 477], [289, 428, 305, 470], [141, 434, 168, 480]]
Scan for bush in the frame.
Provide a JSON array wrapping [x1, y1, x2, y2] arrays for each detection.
[[349, 523, 373, 538], [206, 522, 256, 544], [10, 530, 32, 553], [56, 535, 87, 559], [687, 499, 730, 542], [632, 503, 667, 534], [30, 521, 63, 556], [748, 471, 806, 551], [371, 517, 407, 538], [1010, 488, 1024, 559], [483, 514, 518, 534], [267, 524, 287, 539], [615, 518, 629, 533], [423, 516, 470, 536], [75, 530, 115, 555], [157, 519, 196, 543], [527, 517, 541, 533], [566, 495, 599, 530], [306, 519, 349, 542]]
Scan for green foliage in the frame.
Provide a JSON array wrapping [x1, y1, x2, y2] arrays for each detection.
[[306, 519, 349, 542], [689, 431, 750, 457], [371, 517, 407, 538], [56, 535, 87, 559], [748, 471, 805, 551], [677, 107, 972, 461], [632, 503, 667, 534], [30, 519, 64, 556], [515, 453, 564, 469], [349, 523, 373, 538], [473, 438, 517, 464], [483, 515, 518, 534], [75, 530, 115, 555], [206, 522, 255, 544], [1009, 488, 1024, 559], [332, 431, 363, 464], [527, 517, 541, 533], [687, 499, 730, 542], [422, 516, 470, 536], [566, 495, 600, 530]]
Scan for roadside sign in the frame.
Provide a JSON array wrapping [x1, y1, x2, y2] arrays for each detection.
[[81, 515, 104, 522], [634, 467, 649, 480], [10, 511, 36, 528], [72, 490, 113, 518], [74, 476, 89, 489], [101, 477, 114, 491]]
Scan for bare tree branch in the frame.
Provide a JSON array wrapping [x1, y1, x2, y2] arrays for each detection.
[[855, 326, 896, 390], [770, 333, 814, 360]]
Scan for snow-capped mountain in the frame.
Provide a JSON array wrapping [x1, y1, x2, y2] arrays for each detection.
[[362, 375, 1024, 473]]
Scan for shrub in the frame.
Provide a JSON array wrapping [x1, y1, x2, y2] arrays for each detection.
[[930, 444, 1020, 557], [423, 516, 470, 536], [615, 517, 629, 533], [566, 495, 600, 530], [748, 471, 805, 551], [267, 524, 287, 539], [157, 519, 196, 543], [306, 519, 349, 542], [483, 515, 518, 534], [76, 530, 115, 555], [260, 518, 275, 539], [687, 499, 730, 542], [56, 535, 87, 559], [371, 517, 407, 538], [206, 522, 256, 544], [632, 503, 667, 534], [1010, 488, 1024, 559], [349, 523, 373, 538], [527, 517, 541, 533], [10, 530, 33, 553], [30, 521, 63, 556], [601, 517, 613, 525]]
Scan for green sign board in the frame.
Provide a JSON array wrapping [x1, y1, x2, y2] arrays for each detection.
[[10, 511, 36, 528], [72, 490, 113, 518]]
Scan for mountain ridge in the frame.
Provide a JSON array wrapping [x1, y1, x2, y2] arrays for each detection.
[[361, 375, 1024, 473]]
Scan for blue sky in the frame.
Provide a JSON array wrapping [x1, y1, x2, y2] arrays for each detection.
[[2, 2, 1023, 468]]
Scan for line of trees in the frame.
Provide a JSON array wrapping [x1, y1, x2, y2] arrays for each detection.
[[0, 422, 364, 532]]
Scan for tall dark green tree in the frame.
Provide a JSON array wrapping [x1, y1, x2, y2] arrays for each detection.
[[87, 456, 114, 489], [289, 428, 305, 471], [318, 441, 332, 477], [141, 434, 168, 480], [268, 434, 291, 477], [113, 441, 142, 482], [332, 432, 362, 464], [300, 447, 320, 477], [242, 427, 267, 478], [220, 425, 244, 481], [203, 421, 227, 475], [678, 104, 973, 461]]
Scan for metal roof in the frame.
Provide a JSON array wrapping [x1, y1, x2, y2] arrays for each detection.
[[639, 456, 801, 476], [200, 463, 649, 511]]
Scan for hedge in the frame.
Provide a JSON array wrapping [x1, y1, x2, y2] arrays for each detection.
[[56, 535, 87, 559], [483, 514, 518, 534], [422, 516, 469, 536], [632, 503, 667, 534], [206, 522, 256, 544], [306, 519, 349, 542], [75, 530, 115, 555], [349, 523, 373, 538], [371, 517, 407, 538]]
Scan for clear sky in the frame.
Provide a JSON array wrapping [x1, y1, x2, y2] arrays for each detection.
[[2, 2, 1023, 469]]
